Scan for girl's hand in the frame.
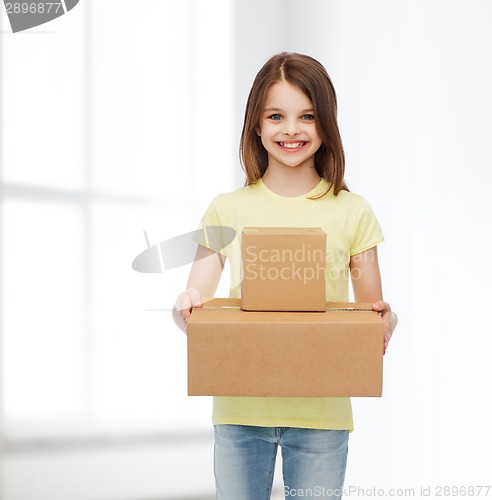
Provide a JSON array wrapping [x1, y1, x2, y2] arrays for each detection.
[[371, 300, 398, 355], [173, 288, 203, 334]]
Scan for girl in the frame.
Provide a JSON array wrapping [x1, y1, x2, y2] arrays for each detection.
[[173, 52, 398, 500]]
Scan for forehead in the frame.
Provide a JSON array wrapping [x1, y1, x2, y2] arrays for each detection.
[[263, 80, 313, 109]]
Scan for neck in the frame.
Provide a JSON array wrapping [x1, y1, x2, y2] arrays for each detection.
[[261, 164, 321, 197]]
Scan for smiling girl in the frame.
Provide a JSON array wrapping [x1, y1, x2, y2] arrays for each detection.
[[173, 52, 398, 500]]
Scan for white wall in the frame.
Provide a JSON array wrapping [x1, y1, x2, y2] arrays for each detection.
[[233, 0, 492, 493]]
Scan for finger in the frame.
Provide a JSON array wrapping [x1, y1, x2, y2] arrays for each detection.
[[372, 300, 391, 313], [385, 330, 392, 348], [371, 300, 384, 311], [180, 312, 189, 336]]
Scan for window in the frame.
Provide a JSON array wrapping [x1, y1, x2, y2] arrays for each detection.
[[1, 0, 233, 436]]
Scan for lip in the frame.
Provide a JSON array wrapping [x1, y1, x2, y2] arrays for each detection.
[[276, 141, 308, 152]]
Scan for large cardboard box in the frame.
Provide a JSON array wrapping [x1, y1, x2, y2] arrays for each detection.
[[187, 298, 384, 397], [240, 227, 327, 312]]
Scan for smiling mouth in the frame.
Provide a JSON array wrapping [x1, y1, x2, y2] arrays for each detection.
[[277, 141, 307, 149]]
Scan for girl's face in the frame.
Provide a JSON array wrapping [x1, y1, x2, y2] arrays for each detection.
[[256, 80, 322, 172]]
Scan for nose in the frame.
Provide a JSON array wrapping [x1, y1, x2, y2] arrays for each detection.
[[283, 119, 300, 136]]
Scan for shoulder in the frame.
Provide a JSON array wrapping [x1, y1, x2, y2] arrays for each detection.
[[330, 189, 375, 212], [335, 189, 368, 204], [330, 190, 382, 234]]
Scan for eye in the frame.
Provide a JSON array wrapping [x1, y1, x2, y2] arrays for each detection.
[[301, 114, 315, 120], [268, 114, 283, 121]]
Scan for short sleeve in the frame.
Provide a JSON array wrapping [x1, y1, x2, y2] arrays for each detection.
[[192, 196, 229, 256], [350, 197, 385, 256]]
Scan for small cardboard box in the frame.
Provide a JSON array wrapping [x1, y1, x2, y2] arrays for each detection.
[[240, 227, 326, 312], [187, 298, 384, 397]]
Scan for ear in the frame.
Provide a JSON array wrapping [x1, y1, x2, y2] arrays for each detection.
[[255, 127, 261, 136]]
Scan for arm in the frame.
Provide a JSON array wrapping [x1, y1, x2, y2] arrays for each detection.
[[172, 244, 226, 334], [350, 246, 398, 354]]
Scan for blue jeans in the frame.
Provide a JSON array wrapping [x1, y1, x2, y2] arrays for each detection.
[[214, 425, 349, 499]]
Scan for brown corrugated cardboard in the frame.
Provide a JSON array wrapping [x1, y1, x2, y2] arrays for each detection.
[[240, 227, 327, 312], [187, 298, 384, 397]]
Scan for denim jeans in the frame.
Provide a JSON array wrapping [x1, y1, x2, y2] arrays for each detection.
[[214, 424, 349, 499]]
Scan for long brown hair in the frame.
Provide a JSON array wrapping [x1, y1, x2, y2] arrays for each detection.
[[240, 52, 348, 197]]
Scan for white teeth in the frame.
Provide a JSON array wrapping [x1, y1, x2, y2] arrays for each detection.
[[279, 142, 305, 148]]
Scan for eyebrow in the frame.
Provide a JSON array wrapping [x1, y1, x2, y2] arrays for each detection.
[[264, 107, 314, 113]]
